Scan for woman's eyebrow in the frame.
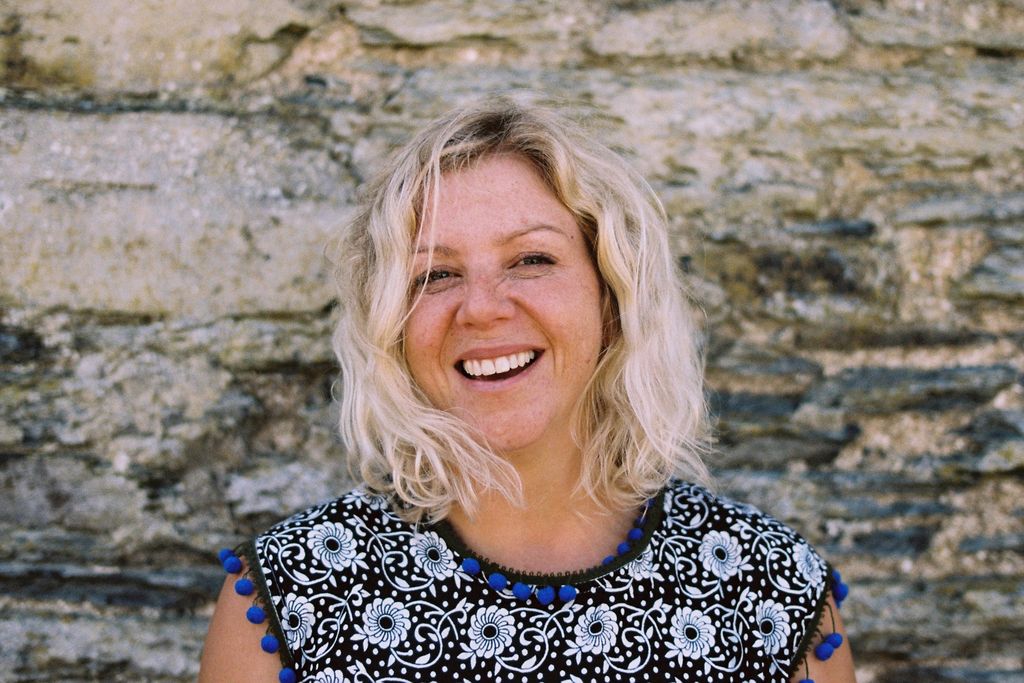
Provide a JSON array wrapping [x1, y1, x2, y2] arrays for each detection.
[[414, 223, 568, 255], [500, 223, 569, 244], [414, 244, 457, 255]]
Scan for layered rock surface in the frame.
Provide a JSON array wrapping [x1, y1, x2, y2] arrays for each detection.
[[2, 0, 1023, 680]]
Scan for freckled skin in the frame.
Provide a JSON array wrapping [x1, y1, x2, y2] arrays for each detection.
[[404, 154, 604, 461]]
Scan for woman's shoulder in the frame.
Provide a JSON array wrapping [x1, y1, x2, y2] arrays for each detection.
[[661, 478, 831, 589], [665, 479, 811, 535], [659, 480, 840, 675], [204, 487, 411, 682], [247, 486, 411, 576]]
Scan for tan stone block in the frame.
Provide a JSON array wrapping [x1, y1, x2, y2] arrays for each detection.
[[590, 0, 850, 61], [0, 0, 328, 92], [849, 0, 1024, 50], [0, 110, 353, 316], [343, 0, 593, 48]]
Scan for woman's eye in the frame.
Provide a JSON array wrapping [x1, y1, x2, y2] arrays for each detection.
[[413, 269, 454, 288], [519, 254, 554, 266]]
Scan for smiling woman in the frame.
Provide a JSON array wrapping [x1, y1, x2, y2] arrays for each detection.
[[404, 154, 606, 468], [198, 97, 856, 683]]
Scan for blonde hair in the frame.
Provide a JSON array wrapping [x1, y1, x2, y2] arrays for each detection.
[[330, 96, 712, 523]]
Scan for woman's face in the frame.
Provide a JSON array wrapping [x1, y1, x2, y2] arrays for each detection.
[[404, 153, 604, 458]]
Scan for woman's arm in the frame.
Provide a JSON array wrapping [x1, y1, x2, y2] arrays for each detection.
[[790, 593, 857, 683], [199, 563, 283, 683]]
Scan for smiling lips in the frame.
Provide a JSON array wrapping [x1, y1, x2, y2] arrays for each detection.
[[459, 350, 538, 380]]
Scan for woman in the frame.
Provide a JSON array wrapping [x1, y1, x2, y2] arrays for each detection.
[[200, 98, 856, 682]]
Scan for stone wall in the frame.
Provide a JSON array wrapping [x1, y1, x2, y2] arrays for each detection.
[[1, 0, 1022, 680]]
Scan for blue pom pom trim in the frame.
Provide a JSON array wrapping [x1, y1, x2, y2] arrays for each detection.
[[222, 555, 243, 574], [512, 582, 532, 600], [487, 572, 508, 591], [794, 563, 850, 681], [215, 543, 297, 681], [446, 494, 658, 606], [261, 634, 280, 654]]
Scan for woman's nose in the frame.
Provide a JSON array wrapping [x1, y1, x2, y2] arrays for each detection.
[[455, 273, 515, 327]]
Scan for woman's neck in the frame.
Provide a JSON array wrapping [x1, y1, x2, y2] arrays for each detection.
[[445, 445, 637, 574]]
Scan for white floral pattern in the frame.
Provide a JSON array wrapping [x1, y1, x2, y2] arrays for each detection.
[[467, 606, 515, 658], [625, 547, 660, 581], [280, 594, 315, 648], [753, 599, 792, 656], [249, 482, 832, 681], [357, 597, 410, 649], [572, 605, 620, 654], [794, 543, 824, 587], [668, 607, 716, 660], [351, 488, 389, 510], [698, 530, 748, 580], [411, 530, 456, 580], [312, 668, 349, 683], [307, 521, 358, 570]]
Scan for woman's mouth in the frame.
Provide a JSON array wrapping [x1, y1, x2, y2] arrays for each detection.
[[457, 350, 540, 381]]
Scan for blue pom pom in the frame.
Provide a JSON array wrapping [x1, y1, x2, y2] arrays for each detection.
[[234, 578, 254, 596], [512, 582, 532, 600], [536, 586, 555, 606], [617, 542, 631, 555], [222, 556, 243, 574], [279, 669, 297, 683], [487, 572, 508, 591], [602, 555, 615, 565], [260, 634, 279, 654], [832, 568, 842, 584], [799, 679, 815, 683], [826, 632, 843, 648], [217, 548, 234, 562], [461, 558, 481, 575], [628, 527, 643, 541], [558, 585, 577, 602], [814, 642, 835, 661], [835, 581, 849, 602], [246, 606, 266, 624]]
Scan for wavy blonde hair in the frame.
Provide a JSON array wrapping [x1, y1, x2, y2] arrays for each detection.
[[329, 96, 712, 523]]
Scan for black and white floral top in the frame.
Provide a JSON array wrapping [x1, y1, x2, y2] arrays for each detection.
[[235, 481, 834, 682]]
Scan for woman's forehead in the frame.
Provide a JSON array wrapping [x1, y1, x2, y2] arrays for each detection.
[[414, 155, 573, 246]]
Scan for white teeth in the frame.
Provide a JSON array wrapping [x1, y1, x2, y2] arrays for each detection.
[[461, 350, 536, 377]]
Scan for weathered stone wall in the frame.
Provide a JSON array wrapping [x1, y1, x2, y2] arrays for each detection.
[[1, 0, 1022, 680]]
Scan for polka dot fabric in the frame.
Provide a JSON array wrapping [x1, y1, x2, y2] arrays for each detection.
[[239, 481, 831, 682]]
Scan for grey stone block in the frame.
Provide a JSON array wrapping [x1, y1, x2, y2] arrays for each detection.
[[806, 365, 1019, 413]]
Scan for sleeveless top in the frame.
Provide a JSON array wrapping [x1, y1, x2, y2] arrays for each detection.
[[234, 481, 835, 682]]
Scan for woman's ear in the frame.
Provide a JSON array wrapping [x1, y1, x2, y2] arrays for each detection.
[[600, 284, 621, 351]]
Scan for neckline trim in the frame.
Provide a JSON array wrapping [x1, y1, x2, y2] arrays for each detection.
[[427, 485, 669, 586]]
